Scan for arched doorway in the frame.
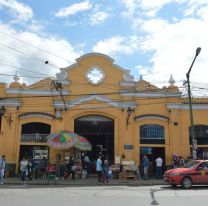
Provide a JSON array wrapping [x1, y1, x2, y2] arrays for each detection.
[[19, 122, 51, 165], [74, 115, 114, 164]]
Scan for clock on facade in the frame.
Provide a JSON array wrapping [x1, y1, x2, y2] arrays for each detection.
[[86, 67, 105, 85]]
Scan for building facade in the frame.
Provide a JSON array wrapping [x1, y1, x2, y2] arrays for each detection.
[[1, 53, 208, 173]]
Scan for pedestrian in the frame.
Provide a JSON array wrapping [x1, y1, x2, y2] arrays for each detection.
[[155, 156, 163, 179], [19, 157, 28, 184], [27, 157, 33, 180], [40, 157, 48, 178], [96, 155, 102, 182], [102, 157, 109, 183], [83, 153, 93, 174], [136, 164, 141, 180], [0, 155, 6, 185], [55, 154, 61, 180], [142, 154, 150, 180], [64, 156, 76, 181]]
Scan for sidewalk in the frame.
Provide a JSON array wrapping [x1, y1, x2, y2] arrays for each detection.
[[3, 176, 167, 186]]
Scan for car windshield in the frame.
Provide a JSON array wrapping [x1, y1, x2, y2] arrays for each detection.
[[183, 161, 199, 168]]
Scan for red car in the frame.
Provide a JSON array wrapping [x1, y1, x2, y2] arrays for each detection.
[[164, 160, 208, 188]]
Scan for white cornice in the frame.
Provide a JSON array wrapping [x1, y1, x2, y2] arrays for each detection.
[[113, 64, 129, 72], [54, 95, 137, 109], [135, 114, 169, 122], [167, 103, 208, 110], [120, 91, 181, 98], [19, 112, 54, 120], [6, 88, 69, 96], [120, 81, 136, 87], [76, 53, 115, 63], [0, 99, 21, 107]]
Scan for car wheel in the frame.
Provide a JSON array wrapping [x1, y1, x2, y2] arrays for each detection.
[[181, 177, 192, 189]]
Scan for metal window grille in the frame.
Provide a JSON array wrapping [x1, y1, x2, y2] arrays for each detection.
[[140, 124, 164, 139]]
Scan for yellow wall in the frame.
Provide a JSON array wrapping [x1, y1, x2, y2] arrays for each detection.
[[1, 53, 208, 173]]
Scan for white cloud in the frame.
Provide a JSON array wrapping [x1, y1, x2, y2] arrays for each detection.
[[55, 0, 92, 17], [89, 10, 109, 26], [92, 35, 140, 57], [26, 20, 44, 33], [139, 0, 172, 16], [0, 23, 81, 84], [196, 5, 208, 20], [118, 0, 208, 93], [137, 17, 208, 88], [118, 0, 172, 18], [0, 0, 33, 22], [119, 0, 208, 19]]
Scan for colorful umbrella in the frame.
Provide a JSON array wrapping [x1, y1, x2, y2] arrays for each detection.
[[74, 135, 92, 151], [47, 131, 78, 149]]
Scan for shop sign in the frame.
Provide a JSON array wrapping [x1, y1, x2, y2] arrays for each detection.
[[33, 149, 48, 159], [124, 144, 133, 150]]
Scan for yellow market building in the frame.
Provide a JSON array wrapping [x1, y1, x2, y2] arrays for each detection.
[[0, 53, 208, 174]]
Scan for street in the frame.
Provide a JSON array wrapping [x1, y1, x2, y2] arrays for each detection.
[[1, 185, 208, 206]]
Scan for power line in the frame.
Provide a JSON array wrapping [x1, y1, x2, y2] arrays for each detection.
[[0, 42, 59, 69], [0, 62, 52, 78], [0, 73, 48, 79], [0, 31, 71, 63]]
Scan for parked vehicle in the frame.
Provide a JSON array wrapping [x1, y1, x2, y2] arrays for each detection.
[[164, 160, 208, 188]]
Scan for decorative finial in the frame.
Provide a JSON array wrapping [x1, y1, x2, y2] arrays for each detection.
[[169, 74, 175, 86], [13, 71, 20, 83], [140, 75, 143, 80]]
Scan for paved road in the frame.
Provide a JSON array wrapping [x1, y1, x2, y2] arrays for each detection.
[[1, 185, 208, 206]]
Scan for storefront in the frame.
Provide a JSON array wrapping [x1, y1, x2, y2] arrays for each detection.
[[1, 52, 208, 174]]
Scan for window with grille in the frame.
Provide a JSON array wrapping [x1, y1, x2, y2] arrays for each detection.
[[189, 124, 208, 145], [140, 124, 165, 139]]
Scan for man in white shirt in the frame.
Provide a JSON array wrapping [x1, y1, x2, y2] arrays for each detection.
[[155, 156, 163, 179], [96, 155, 102, 182]]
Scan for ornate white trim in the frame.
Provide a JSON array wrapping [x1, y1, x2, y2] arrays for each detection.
[[85, 67, 105, 85], [0, 99, 21, 107], [122, 71, 134, 81], [135, 114, 169, 122], [55, 69, 70, 85], [6, 88, 69, 96], [76, 53, 115, 63], [167, 103, 208, 110], [120, 81, 136, 87], [54, 95, 137, 109], [19, 112, 54, 120], [120, 91, 181, 98], [113, 64, 129, 72]]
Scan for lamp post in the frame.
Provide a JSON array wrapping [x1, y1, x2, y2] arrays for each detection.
[[186, 47, 201, 160], [126, 106, 134, 128], [0, 106, 6, 116]]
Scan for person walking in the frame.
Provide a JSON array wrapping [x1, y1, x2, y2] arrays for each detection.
[[19, 157, 28, 184], [102, 157, 109, 183], [96, 155, 102, 183], [142, 154, 150, 180], [27, 157, 33, 180], [136, 164, 141, 180], [155, 156, 163, 179], [0, 155, 6, 185], [83, 153, 93, 174]]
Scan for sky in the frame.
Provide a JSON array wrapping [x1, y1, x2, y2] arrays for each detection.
[[0, 0, 208, 96]]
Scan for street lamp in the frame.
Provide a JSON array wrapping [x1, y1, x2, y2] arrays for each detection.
[[0, 106, 6, 116], [186, 47, 201, 160], [126, 106, 134, 128]]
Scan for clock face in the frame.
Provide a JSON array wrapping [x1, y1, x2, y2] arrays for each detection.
[[86, 67, 105, 85]]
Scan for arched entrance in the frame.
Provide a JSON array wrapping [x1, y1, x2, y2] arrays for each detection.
[[19, 122, 50, 165], [74, 115, 114, 164]]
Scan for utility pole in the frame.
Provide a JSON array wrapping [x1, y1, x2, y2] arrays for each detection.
[[185, 47, 201, 160]]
